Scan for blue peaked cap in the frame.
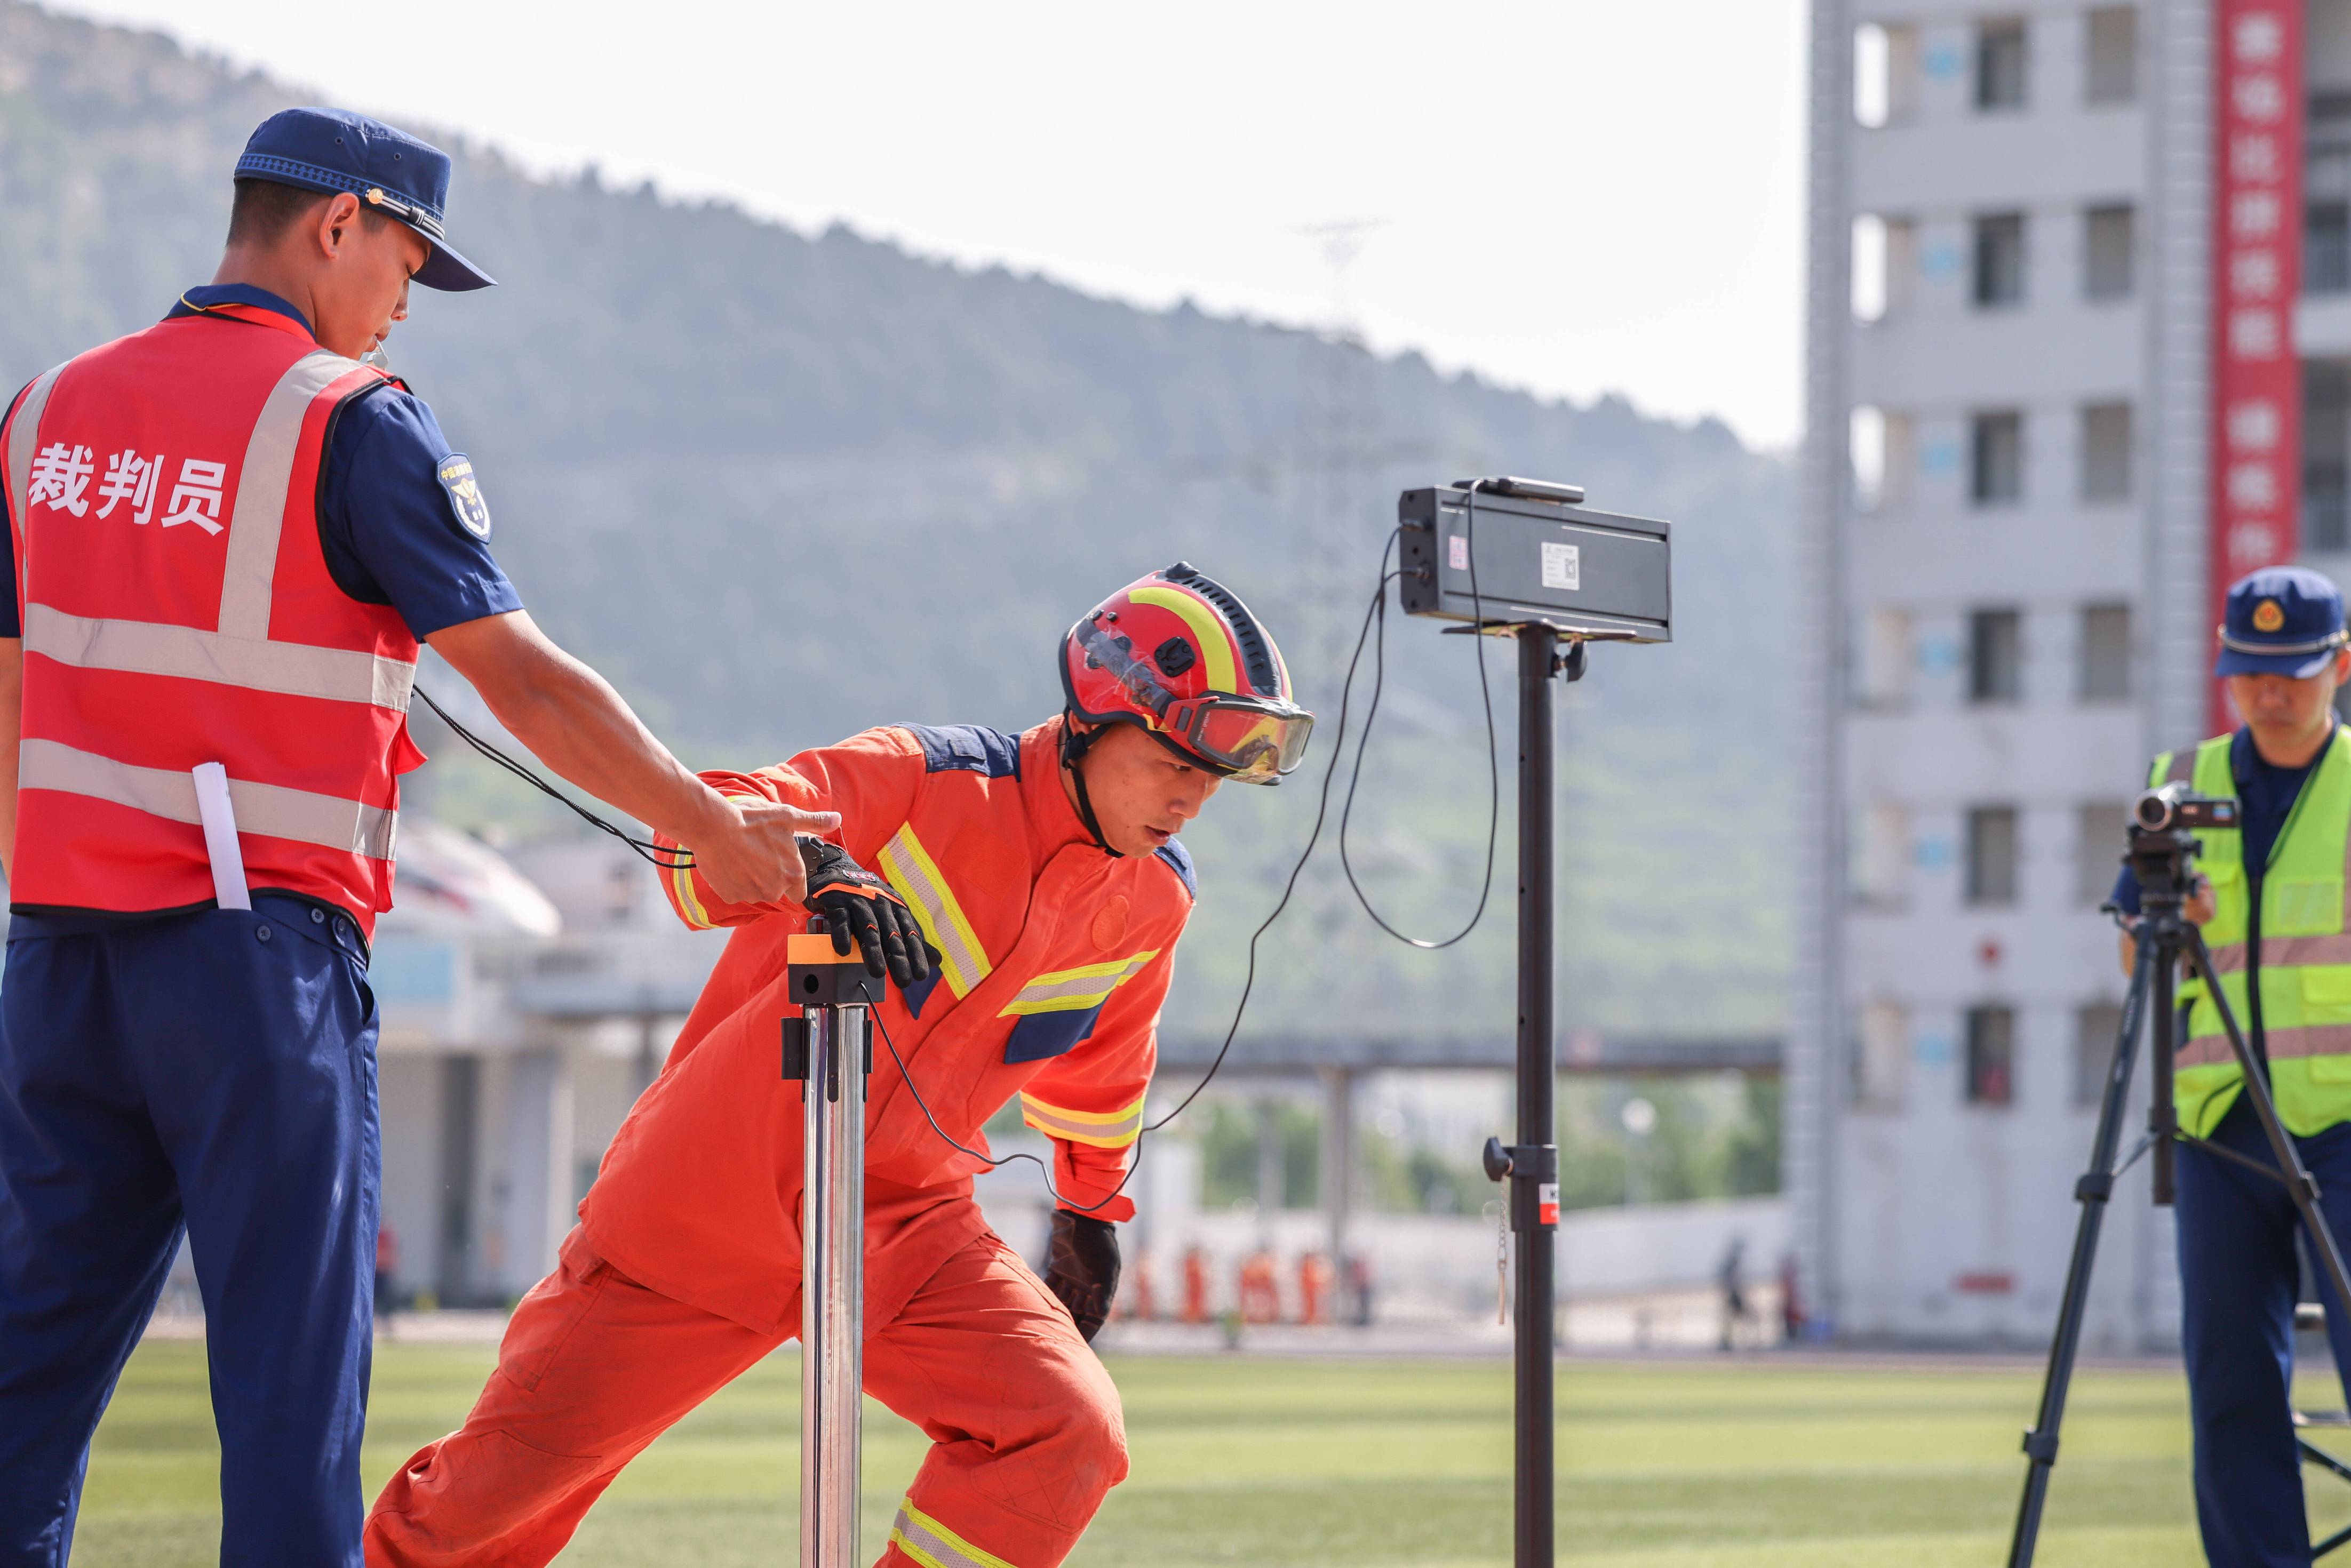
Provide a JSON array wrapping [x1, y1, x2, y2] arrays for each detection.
[[2215, 565, 2349, 678], [235, 108, 495, 292]]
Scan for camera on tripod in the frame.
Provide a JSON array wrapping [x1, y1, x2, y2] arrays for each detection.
[[2132, 781, 2240, 835]]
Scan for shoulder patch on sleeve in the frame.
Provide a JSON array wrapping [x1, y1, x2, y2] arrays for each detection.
[[898, 724, 1022, 779], [1153, 838, 1197, 900], [435, 453, 492, 541]]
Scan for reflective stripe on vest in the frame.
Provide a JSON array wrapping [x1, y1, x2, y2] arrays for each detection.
[[217, 350, 365, 637], [19, 738, 397, 859], [2159, 729, 2351, 1134], [22, 603, 415, 710], [2, 362, 68, 526]]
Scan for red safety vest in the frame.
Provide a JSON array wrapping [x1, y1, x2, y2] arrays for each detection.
[[0, 304, 425, 932]]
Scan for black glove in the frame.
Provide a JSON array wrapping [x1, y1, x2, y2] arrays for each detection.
[[1042, 1207, 1120, 1343], [798, 837, 931, 990]]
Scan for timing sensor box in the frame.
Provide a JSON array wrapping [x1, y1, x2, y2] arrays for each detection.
[[1397, 482, 1672, 642]]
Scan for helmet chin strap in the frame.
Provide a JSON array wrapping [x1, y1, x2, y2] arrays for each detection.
[[1059, 716, 1122, 858]]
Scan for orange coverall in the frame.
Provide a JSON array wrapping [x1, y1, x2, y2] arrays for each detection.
[[368, 721, 1194, 1568]]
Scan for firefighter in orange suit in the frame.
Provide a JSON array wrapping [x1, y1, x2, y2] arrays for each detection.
[[368, 565, 1313, 1568]]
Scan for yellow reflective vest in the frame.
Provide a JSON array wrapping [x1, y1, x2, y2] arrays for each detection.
[[2156, 728, 2351, 1138]]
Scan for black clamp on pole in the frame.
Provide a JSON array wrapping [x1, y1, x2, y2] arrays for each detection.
[[782, 921, 881, 1082], [1483, 1137, 1561, 1231]]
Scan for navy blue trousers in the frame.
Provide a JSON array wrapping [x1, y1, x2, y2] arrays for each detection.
[[0, 896, 378, 1568], [2178, 1096, 2351, 1567]]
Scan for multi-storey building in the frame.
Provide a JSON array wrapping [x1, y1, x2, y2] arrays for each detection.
[[1796, 0, 2351, 1345]]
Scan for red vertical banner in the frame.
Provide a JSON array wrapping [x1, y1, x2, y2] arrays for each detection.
[[2211, 0, 2306, 734]]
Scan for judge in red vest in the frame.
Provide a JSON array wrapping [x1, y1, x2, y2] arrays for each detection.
[[0, 109, 832, 1567]]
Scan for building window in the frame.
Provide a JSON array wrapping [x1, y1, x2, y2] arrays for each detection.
[[2310, 362, 2350, 553], [1855, 22, 1923, 127], [1976, 19, 2029, 110], [2085, 7, 2137, 105], [1970, 608, 2024, 702], [2076, 802, 2126, 905], [1972, 411, 2025, 504], [2078, 603, 2131, 702], [2081, 402, 2132, 501], [1852, 801, 1912, 905], [1974, 213, 2027, 307], [2085, 204, 2134, 300], [1966, 1005, 2018, 1106], [2074, 1003, 2124, 1107], [1854, 604, 1914, 704], [1966, 806, 2021, 905], [1856, 1000, 1910, 1109], [1853, 215, 1917, 322], [1851, 405, 1886, 507], [1852, 406, 1919, 512], [2312, 202, 2350, 295]]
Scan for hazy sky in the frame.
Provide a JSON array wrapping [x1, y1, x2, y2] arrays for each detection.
[[60, 1, 1809, 450]]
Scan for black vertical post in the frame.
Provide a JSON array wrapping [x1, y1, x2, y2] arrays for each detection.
[[1515, 623, 1558, 1568]]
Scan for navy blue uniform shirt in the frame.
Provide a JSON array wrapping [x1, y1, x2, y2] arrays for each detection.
[[2109, 726, 2332, 915], [0, 284, 520, 641]]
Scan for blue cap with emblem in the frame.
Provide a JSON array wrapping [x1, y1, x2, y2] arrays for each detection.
[[234, 107, 495, 293], [2215, 565, 2349, 678]]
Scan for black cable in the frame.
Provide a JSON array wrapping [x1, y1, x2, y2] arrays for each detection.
[[1334, 489, 1504, 949], [868, 551, 1405, 1213], [870, 481, 1511, 1211], [411, 682, 695, 870], [873, 1007, 1139, 1215]]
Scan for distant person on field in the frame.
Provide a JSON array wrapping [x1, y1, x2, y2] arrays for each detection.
[[1778, 1250, 1804, 1342], [1346, 1250, 1375, 1326], [0, 108, 828, 1566], [1716, 1236, 1752, 1351], [375, 1219, 400, 1330], [1183, 1243, 1212, 1324]]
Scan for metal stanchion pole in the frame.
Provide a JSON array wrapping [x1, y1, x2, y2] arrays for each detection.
[[784, 926, 879, 1568], [1513, 624, 1558, 1568]]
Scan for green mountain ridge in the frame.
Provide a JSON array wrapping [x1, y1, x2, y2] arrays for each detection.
[[0, 0, 1795, 1041]]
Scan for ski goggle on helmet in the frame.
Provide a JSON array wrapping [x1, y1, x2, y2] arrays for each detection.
[[1059, 564, 1314, 784]]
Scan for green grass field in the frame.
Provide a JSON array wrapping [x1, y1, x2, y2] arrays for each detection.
[[62, 1339, 2351, 1565]]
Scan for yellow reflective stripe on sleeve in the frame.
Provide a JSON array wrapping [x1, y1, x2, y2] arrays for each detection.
[[666, 794, 761, 931], [878, 825, 992, 998], [997, 950, 1159, 1016], [1021, 1092, 1147, 1149], [889, 1499, 1022, 1568], [669, 858, 714, 929]]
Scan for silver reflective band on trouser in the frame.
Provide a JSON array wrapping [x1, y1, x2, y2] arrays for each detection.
[[22, 604, 415, 711], [3, 361, 68, 527], [18, 739, 397, 860], [889, 1500, 1022, 1568]]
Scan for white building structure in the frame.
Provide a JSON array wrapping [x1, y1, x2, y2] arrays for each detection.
[[1797, 0, 2351, 1346], [369, 828, 723, 1306]]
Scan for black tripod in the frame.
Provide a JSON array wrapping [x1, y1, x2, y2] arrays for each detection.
[[2009, 800, 2351, 1566]]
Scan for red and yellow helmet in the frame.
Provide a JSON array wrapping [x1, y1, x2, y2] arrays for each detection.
[[1059, 564, 1313, 785]]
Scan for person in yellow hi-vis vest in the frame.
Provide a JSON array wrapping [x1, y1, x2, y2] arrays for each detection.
[[2116, 566, 2351, 1568]]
